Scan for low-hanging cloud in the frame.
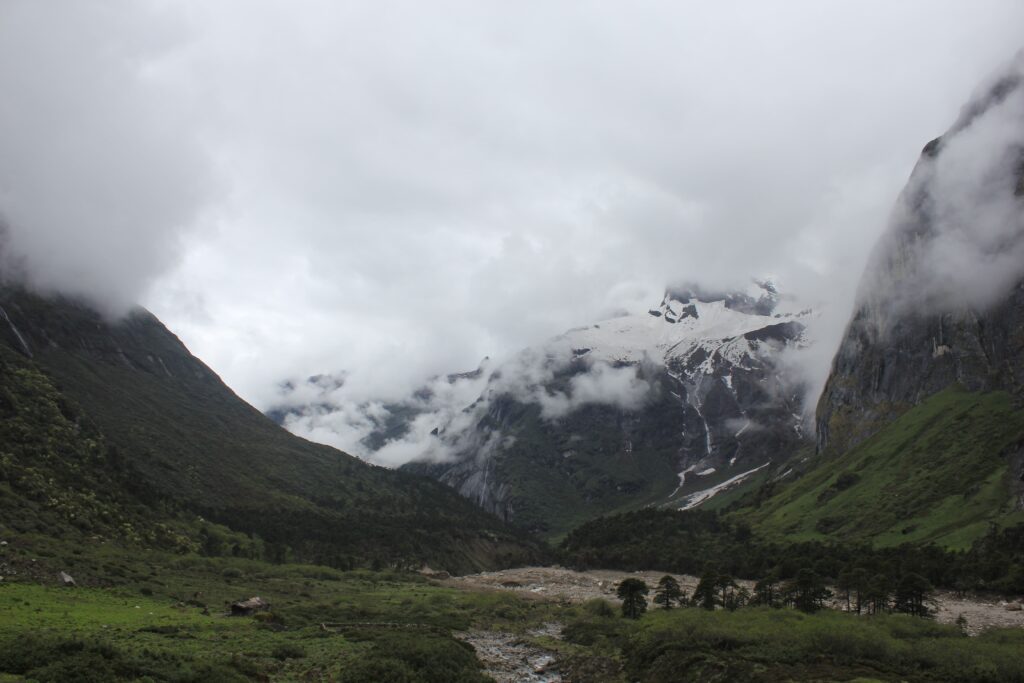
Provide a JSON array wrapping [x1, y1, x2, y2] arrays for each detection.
[[858, 52, 1024, 326], [2, 1, 1023, 423], [0, 1, 215, 315], [274, 341, 655, 467], [532, 362, 653, 420]]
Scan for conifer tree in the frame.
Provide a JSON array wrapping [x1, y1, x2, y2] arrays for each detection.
[[617, 578, 649, 619], [893, 573, 932, 617], [653, 575, 683, 609], [692, 571, 719, 610]]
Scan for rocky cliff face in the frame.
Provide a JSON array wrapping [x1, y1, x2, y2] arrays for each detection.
[[817, 59, 1024, 456]]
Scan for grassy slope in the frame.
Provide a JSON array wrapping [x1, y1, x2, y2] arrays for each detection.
[[0, 342, 207, 550], [0, 287, 541, 571], [0, 535, 561, 682], [740, 386, 1024, 549]]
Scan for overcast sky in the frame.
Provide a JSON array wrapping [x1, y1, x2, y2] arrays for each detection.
[[2, 0, 1023, 414]]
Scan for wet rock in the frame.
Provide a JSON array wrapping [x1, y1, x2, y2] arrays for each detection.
[[459, 623, 563, 683]]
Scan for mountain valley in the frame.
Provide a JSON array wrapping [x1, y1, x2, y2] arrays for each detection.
[[2, 21, 1024, 682]]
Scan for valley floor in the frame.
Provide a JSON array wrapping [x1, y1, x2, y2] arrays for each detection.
[[448, 565, 1024, 635], [3, 538, 1024, 682]]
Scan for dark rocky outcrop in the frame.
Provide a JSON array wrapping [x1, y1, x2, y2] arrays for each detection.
[[817, 57, 1024, 456]]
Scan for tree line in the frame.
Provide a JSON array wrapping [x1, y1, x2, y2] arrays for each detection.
[[615, 567, 934, 620], [563, 509, 1024, 602]]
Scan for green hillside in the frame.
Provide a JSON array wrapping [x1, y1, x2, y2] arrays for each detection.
[[0, 287, 541, 572], [739, 386, 1024, 549], [0, 340, 202, 550]]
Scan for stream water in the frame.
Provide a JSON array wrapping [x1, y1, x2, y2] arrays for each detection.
[[458, 622, 563, 683]]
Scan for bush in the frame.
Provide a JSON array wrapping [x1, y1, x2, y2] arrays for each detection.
[[271, 643, 306, 660], [338, 657, 417, 683], [563, 619, 630, 648], [834, 471, 860, 490], [335, 632, 490, 683], [583, 598, 616, 618]]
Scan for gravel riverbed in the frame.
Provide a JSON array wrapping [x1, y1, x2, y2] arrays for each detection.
[[449, 566, 1024, 635]]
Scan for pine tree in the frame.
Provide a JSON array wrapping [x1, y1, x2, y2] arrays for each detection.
[[836, 568, 854, 611], [617, 578, 649, 619], [787, 568, 831, 613], [864, 573, 890, 615], [692, 571, 719, 610], [717, 573, 741, 610], [653, 575, 683, 610], [754, 570, 780, 607], [850, 567, 869, 614], [893, 573, 932, 617]]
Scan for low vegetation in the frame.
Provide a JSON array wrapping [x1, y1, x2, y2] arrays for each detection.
[[744, 386, 1024, 549], [574, 607, 1024, 683], [4, 534, 1024, 683], [0, 534, 563, 682]]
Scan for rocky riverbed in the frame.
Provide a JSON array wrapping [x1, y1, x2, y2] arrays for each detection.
[[449, 566, 1024, 634], [458, 622, 563, 683]]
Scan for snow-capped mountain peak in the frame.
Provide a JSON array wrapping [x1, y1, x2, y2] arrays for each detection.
[[555, 281, 810, 369], [269, 280, 816, 534]]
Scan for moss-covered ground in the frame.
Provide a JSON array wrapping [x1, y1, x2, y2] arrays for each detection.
[[745, 387, 1024, 549]]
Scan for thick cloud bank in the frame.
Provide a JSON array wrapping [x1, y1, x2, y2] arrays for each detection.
[[0, 2, 214, 314], [859, 53, 1024, 326], [1, 1, 1022, 430]]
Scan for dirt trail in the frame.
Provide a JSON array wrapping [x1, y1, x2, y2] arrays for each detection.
[[450, 566, 1024, 635]]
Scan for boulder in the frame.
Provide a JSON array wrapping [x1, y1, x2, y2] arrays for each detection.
[[230, 596, 270, 616]]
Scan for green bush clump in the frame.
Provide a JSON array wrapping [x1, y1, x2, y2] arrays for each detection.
[[271, 643, 306, 660], [582, 597, 616, 618], [0, 632, 251, 683], [610, 608, 1024, 683], [336, 631, 490, 683]]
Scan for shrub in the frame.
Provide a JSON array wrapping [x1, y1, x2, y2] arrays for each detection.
[[583, 598, 616, 618], [271, 643, 306, 660], [338, 657, 417, 683]]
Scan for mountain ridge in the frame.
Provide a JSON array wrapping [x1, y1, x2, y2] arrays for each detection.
[[0, 285, 542, 572]]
